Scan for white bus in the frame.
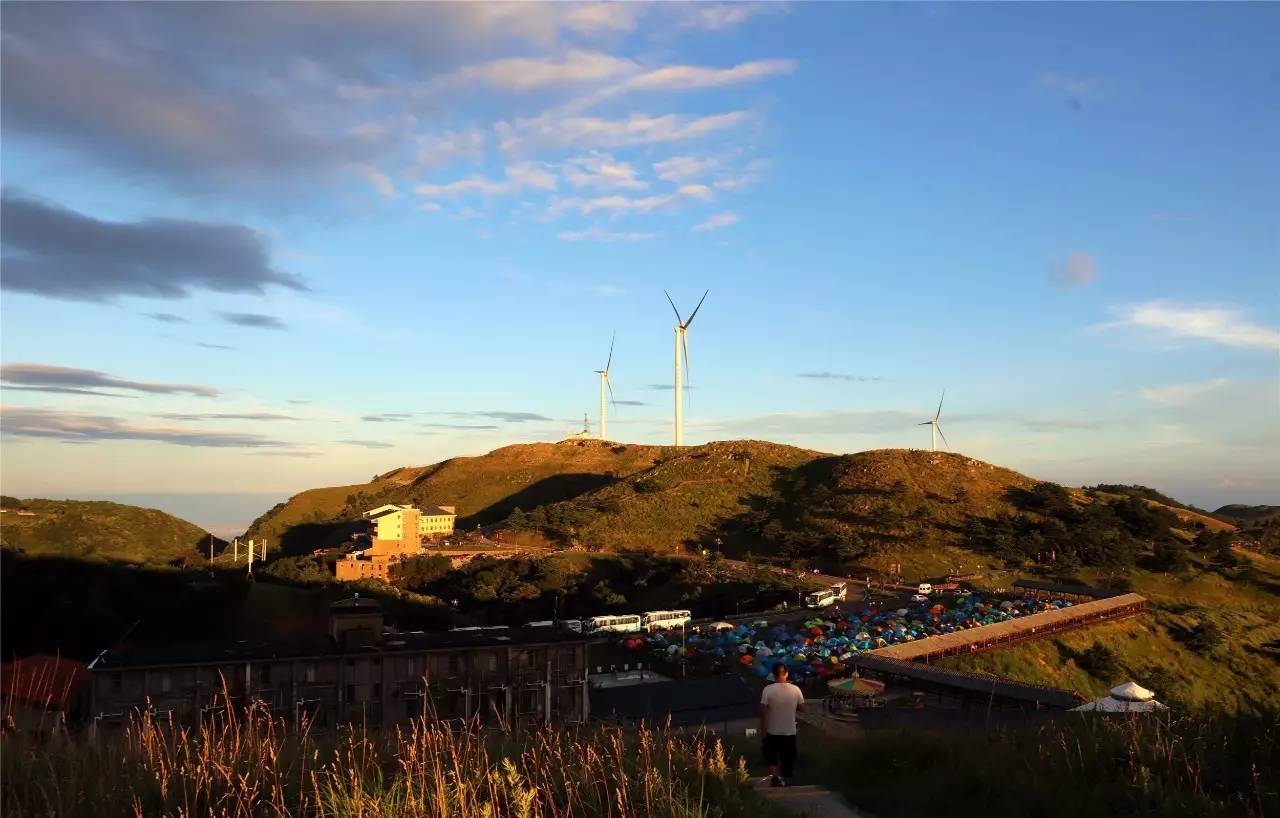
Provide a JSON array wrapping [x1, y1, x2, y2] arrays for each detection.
[[524, 619, 584, 632], [805, 589, 837, 609], [917, 583, 933, 596], [641, 610, 692, 632], [829, 583, 848, 601], [584, 614, 642, 634]]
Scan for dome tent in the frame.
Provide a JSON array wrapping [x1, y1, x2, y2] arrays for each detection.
[[1071, 681, 1167, 713]]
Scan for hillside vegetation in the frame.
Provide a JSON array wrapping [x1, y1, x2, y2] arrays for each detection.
[[0, 496, 219, 565], [242, 440, 689, 553]]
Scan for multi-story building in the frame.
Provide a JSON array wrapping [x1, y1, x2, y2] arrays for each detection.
[[87, 597, 589, 732], [336, 503, 458, 582]]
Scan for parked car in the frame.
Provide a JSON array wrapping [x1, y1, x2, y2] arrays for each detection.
[[956, 589, 973, 597], [909, 594, 930, 603]]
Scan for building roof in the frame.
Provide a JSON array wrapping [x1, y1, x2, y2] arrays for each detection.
[[590, 674, 759, 727], [88, 627, 588, 672], [848, 655, 1081, 709], [420, 506, 457, 517], [1012, 579, 1118, 598], [1, 655, 90, 709]]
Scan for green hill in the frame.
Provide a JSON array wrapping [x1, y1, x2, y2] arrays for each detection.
[[0, 496, 221, 566], [1216, 504, 1280, 524]]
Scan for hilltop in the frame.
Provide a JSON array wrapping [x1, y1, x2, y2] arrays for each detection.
[[0, 496, 222, 566], [243, 441, 1232, 566]]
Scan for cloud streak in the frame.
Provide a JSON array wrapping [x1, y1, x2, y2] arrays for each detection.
[[1111, 301, 1280, 350], [219, 312, 288, 330], [1, 362, 219, 397], [1, 406, 287, 448], [1, 192, 306, 302], [797, 372, 885, 383]]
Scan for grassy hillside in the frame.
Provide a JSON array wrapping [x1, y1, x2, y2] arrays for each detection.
[[242, 440, 687, 552], [0, 496, 220, 565]]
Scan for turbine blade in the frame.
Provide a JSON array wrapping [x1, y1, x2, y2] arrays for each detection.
[[684, 289, 709, 328], [606, 375, 618, 413], [664, 290, 684, 325], [935, 389, 946, 421], [681, 332, 692, 402], [605, 330, 615, 371], [917, 421, 933, 426], [936, 424, 950, 450]]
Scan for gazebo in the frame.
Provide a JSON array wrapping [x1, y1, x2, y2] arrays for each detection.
[[1071, 681, 1167, 713]]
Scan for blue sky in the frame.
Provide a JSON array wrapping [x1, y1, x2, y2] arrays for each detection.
[[2, 2, 1277, 534]]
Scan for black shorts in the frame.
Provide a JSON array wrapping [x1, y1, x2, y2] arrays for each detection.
[[762, 733, 797, 776]]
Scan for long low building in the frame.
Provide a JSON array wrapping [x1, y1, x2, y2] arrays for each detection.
[[869, 593, 1148, 662], [849, 654, 1082, 710], [87, 598, 589, 732]]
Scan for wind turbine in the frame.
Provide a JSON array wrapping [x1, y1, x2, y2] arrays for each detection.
[[664, 289, 708, 447], [595, 332, 617, 440], [919, 390, 949, 452]]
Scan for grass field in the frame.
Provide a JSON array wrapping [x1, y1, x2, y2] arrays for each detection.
[[1, 704, 782, 818]]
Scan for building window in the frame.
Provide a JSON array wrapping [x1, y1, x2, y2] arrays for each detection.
[[258, 665, 272, 684], [159, 673, 172, 694], [304, 664, 317, 683], [110, 673, 122, 694], [373, 683, 382, 699], [345, 684, 355, 702]]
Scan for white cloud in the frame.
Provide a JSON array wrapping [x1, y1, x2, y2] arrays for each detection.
[[1050, 250, 1096, 288], [439, 50, 635, 91], [713, 157, 770, 190], [352, 164, 396, 198], [1113, 301, 1280, 350], [416, 162, 556, 198], [678, 3, 783, 30], [497, 110, 751, 154], [548, 183, 714, 216], [1140, 379, 1232, 406], [563, 3, 640, 35], [627, 59, 795, 91], [556, 226, 658, 242], [418, 201, 443, 213], [563, 153, 647, 190], [693, 212, 739, 232], [415, 128, 486, 169], [654, 155, 720, 182]]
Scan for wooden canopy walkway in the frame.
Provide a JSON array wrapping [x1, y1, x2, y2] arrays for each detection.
[[868, 593, 1148, 663]]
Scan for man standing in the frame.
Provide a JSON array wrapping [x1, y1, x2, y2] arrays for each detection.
[[759, 664, 804, 787]]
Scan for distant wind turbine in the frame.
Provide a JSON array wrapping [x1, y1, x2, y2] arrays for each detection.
[[595, 331, 617, 440], [664, 289, 708, 447], [919, 390, 950, 452]]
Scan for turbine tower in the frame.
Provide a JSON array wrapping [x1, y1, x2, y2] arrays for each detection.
[[664, 289, 708, 447], [918, 390, 949, 452], [595, 331, 616, 440]]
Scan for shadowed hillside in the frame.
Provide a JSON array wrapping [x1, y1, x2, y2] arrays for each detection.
[[0, 496, 222, 566]]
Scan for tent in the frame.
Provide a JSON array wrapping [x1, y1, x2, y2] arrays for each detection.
[[1071, 681, 1167, 713]]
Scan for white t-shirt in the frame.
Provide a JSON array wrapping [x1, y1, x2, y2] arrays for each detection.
[[760, 681, 804, 735]]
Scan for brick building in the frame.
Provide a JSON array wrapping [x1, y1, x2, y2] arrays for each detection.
[[336, 503, 458, 582], [86, 597, 589, 732]]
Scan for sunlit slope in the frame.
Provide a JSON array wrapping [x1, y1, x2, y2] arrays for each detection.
[[243, 440, 683, 548]]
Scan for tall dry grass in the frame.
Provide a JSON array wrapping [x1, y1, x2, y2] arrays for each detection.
[[1, 698, 769, 818]]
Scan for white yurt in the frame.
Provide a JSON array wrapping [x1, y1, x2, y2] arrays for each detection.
[[1072, 681, 1168, 713]]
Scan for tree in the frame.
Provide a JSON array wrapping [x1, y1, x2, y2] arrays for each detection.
[[1152, 540, 1191, 573], [1078, 643, 1119, 680], [1188, 620, 1224, 655]]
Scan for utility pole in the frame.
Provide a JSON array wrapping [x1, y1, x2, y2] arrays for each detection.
[[248, 539, 255, 575], [208, 533, 213, 565], [234, 538, 239, 563]]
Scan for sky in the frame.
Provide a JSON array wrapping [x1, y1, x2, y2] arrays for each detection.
[[1, 2, 1277, 536]]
